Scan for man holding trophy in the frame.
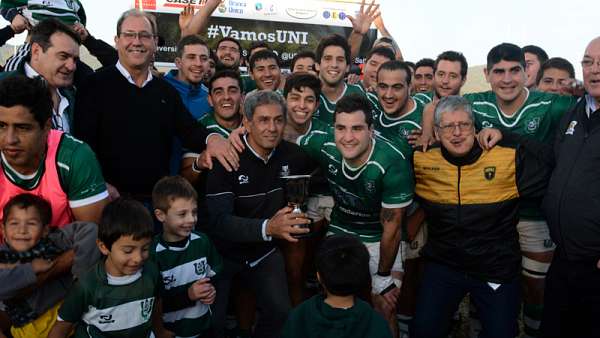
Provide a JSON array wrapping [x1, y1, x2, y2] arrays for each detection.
[[205, 90, 316, 338], [298, 93, 415, 337]]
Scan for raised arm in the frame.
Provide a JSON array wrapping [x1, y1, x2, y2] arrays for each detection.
[[347, 0, 380, 61], [179, 0, 221, 38]]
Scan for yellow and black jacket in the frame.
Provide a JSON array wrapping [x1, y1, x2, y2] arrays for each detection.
[[414, 136, 552, 283]]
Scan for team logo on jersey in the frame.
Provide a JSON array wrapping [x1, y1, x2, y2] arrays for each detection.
[[565, 120, 578, 135], [526, 117, 540, 133], [544, 239, 554, 248], [65, 0, 75, 10], [328, 164, 338, 175], [401, 128, 410, 137], [364, 181, 376, 193], [140, 298, 155, 321], [99, 314, 115, 324], [280, 165, 290, 177], [481, 121, 494, 129], [238, 175, 249, 184], [194, 260, 208, 276], [410, 240, 419, 250], [484, 167, 496, 181]]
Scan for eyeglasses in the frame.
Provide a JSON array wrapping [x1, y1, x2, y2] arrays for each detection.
[[119, 31, 155, 42], [436, 121, 473, 134], [581, 58, 600, 69]]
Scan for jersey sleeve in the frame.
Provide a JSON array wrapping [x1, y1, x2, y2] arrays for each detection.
[[548, 95, 577, 127], [297, 129, 329, 161], [381, 158, 414, 209], [58, 136, 109, 208], [206, 238, 223, 276], [57, 278, 89, 323]]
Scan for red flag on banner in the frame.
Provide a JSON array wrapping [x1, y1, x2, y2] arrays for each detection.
[[135, 0, 157, 10]]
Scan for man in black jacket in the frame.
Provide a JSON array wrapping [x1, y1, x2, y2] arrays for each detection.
[[411, 96, 553, 338], [205, 90, 314, 338], [539, 36, 600, 338]]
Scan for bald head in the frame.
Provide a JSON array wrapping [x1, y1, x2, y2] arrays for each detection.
[[583, 37, 600, 104]]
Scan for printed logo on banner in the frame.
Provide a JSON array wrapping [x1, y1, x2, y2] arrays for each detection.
[[286, 7, 318, 19], [255, 2, 276, 15], [322, 10, 346, 20], [219, 0, 247, 15]]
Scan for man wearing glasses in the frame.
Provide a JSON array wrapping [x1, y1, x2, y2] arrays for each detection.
[[411, 96, 553, 338], [539, 37, 600, 338], [74, 9, 238, 205]]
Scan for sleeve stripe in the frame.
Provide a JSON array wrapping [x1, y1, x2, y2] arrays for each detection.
[[381, 200, 413, 209], [69, 191, 109, 208]]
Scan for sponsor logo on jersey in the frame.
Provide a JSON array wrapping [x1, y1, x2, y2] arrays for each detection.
[[364, 180, 376, 193], [484, 166, 496, 181], [163, 274, 176, 287], [526, 117, 540, 133], [99, 314, 115, 324], [65, 0, 75, 10], [140, 298, 155, 321], [194, 261, 208, 276], [481, 121, 494, 129], [238, 175, 249, 184], [565, 120, 577, 135]]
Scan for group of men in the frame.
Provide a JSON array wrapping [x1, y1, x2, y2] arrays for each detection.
[[0, 1, 599, 338]]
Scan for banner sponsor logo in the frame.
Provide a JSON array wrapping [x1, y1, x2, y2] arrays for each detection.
[[285, 7, 317, 19]]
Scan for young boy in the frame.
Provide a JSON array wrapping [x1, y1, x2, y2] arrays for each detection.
[[281, 234, 392, 338], [150, 176, 222, 338], [0, 193, 99, 338], [48, 198, 162, 338]]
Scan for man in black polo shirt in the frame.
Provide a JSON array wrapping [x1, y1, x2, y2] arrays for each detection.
[[205, 90, 314, 338]]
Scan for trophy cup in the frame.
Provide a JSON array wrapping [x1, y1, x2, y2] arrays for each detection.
[[281, 174, 312, 238]]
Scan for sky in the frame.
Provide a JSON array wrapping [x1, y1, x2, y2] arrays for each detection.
[[2, 0, 597, 78]]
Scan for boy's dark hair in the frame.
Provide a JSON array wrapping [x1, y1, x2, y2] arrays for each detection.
[[0, 75, 52, 128], [377, 60, 413, 86], [290, 50, 316, 72], [316, 34, 351, 65], [249, 41, 269, 55], [316, 234, 370, 296], [415, 58, 435, 71], [366, 46, 395, 63], [405, 61, 416, 70], [487, 43, 525, 71], [283, 73, 321, 98], [435, 51, 468, 78], [98, 198, 154, 250], [208, 69, 243, 93], [215, 37, 242, 54], [249, 49, 280, 72], [536, 57, 575, 85], [522, 45, 549, 64], [30, 18, 81, 51], [2, 193, 52, 226], [176, 34, 208, 58], [333, 93, 373, 127], [152, 176, 198, 212]]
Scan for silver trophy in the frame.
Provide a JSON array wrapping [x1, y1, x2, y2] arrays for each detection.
[[281, 175, 312, 238]]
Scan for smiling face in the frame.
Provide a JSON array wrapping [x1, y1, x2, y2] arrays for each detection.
[[413, 66, 434, 93], [244, 103, 285, 157], [30, 32, 79, 88], [316, 46, 348, 87], [176, 43, 209, 85], [286, 86, 318, 127], [115, 15, 156, 72], [376, 68, 410, 115], [363, 53, 392, 89], [155, 198, 197, 242], [0, 105, 49, 175], [435, 109, 476, 158], [485, 60, 527, 106], [250, 58, 281, 91], [537, 68, 574, 95], [216, 40, 241, 68], [209, 76, 242, 124], [292, 57, 317, 76], [98, 235, 151, 277], [2, 206, 48, 252], [434, 60, 465, 98], [524, 52, 542, 88], [334, 111, 373, 166]]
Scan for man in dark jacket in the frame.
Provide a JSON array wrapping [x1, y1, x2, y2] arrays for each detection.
[[411, 96, 553, 338], [539, 36, 600, 338]]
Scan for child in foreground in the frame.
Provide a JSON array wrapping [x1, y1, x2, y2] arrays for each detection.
[[150, 176, 222, 338], [48, 198, 164, 338], [281, 234, 392, 338], [0, 193, 99, 338]]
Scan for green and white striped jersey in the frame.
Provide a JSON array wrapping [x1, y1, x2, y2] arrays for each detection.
[[57, 260, 161, 338], [149, 231, 223, 337], [0, 0, 86, 25], [314, 83, 367, 125]]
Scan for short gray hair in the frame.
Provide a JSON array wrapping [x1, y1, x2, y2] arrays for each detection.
[[243, 90, 287, 121], [434, 95, 473, 126], [117, 9, 157, 35]]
